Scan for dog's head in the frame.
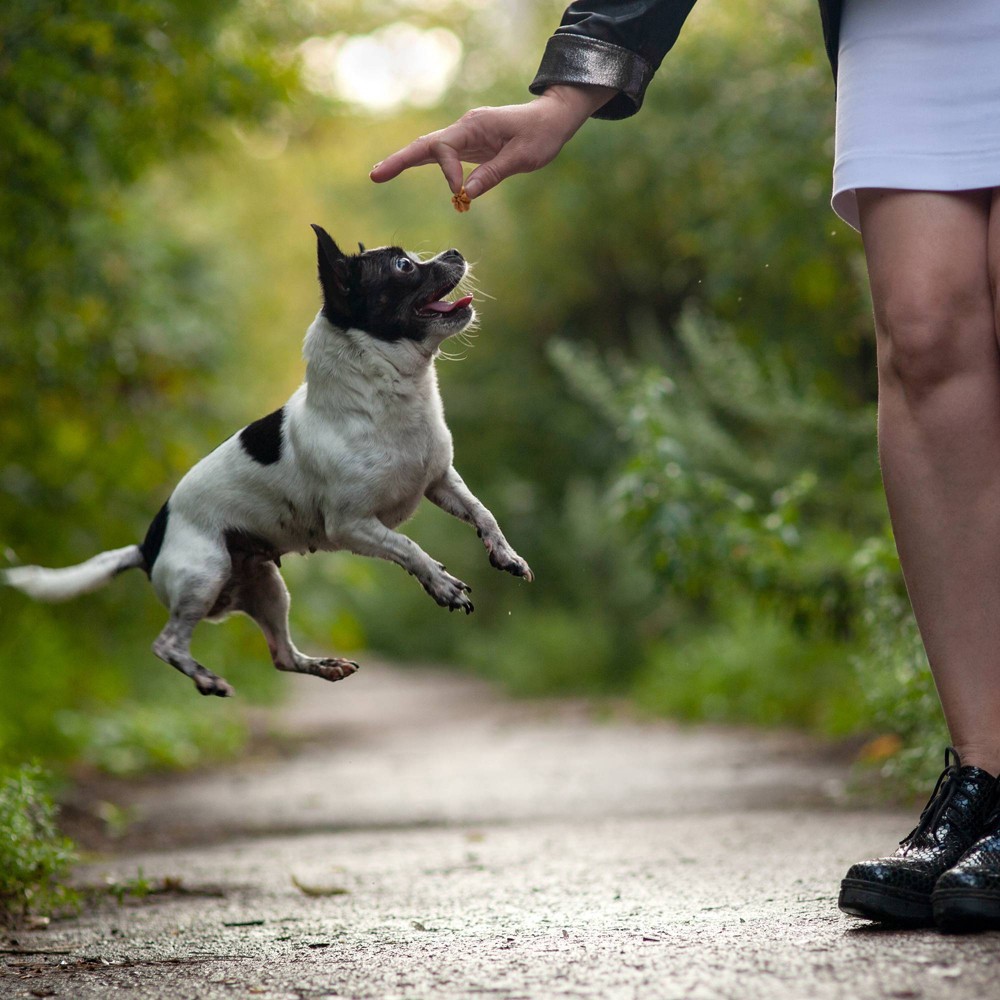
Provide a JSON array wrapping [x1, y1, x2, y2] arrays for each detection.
[[310, 225, 474, 350]]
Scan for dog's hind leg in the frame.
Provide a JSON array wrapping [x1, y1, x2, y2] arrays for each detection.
[[152, 567, 236, 697], [239, 562, 359, 684], [153, 611, 235, 697]]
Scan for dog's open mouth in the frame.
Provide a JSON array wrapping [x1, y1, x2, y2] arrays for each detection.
[[416, 283, 473, 318]]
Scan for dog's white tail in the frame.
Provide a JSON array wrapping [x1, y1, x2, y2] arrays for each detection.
[[2, 546, 145, 603]]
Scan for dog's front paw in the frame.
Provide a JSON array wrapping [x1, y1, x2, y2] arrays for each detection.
[[487, 542, 534, 582], [423, 569, 474, 614]]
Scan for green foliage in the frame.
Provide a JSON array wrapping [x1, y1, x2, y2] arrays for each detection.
[[0, 0, 291, 764], [54, 703, 248, 777], [632, 594, 861, 732], [0, 0, 943, 795], [493, 2, 871, 391], [0, 0, 291, 253], [105, 868, 154, 906], [549, 317, 879, 725], [849, 536, 949, 787], [454, 480, 660, 697], [0, 764, 78, 921], [551, 314, 943, 779], [551, 314, 880, 634], [166, 0, 937, 776]]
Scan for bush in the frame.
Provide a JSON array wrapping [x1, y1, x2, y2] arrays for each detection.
[[849, 536, 949, 788], [550, 315, 948, 789], [550, 315, 881, 637], [632, 594, 861, 733], [53, 703, 249, 777], [0, 0, 292, 764], [0, 764, 77, 922]]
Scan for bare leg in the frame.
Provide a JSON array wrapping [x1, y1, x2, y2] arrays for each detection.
[[858, 187, 1000, 774], [426, 467, 534, 580], [238, 562, 359, 683]]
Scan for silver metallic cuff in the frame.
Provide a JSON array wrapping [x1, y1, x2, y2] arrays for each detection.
[[528, 34, 655, 120]]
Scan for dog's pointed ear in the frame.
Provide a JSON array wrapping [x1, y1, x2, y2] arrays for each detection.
[[311, 224, 352, 325]]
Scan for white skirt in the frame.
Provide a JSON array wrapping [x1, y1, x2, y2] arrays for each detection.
[[832, 0, 1000, 231]]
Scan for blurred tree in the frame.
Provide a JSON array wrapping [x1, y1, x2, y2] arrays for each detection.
[[0, 0, 293, 759], [1, 0, 932, 784]]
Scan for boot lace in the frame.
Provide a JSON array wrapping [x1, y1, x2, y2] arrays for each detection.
[[899, 746, 974, 853]]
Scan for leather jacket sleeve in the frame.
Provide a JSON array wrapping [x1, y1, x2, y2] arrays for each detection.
[[528, 0, 700, 120]]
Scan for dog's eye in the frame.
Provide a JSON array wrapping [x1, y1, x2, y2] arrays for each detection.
[[394, 257, 415, 274]]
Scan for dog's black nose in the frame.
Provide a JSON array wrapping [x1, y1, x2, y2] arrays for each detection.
[[442, 248, 463, 262]]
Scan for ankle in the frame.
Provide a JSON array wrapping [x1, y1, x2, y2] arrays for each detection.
[[952, 743, 1000, 778]]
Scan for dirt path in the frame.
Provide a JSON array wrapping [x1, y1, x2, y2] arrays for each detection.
[[3, 660, 998, 999]]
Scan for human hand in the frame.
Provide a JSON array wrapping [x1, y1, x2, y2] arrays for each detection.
[[369, 84, 616, 201]]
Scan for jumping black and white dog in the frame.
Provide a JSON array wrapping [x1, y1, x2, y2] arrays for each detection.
[[3, 225, 533, 697]]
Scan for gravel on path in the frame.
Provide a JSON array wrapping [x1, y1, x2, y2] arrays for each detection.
[[3, 660, 996, 999]]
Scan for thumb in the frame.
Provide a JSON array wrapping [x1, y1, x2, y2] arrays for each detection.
[[464, 137, 557, 199], [464, 157, 511, 200]]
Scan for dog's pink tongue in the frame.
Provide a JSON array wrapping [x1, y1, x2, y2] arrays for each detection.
[[424, 295, 473, 314]]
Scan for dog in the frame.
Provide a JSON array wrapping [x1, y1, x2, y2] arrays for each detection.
[[3, 225, 533, 697]]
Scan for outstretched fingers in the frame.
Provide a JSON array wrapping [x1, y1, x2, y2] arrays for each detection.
[[369, 92, 611, 202], [370, 106, 542, 201]]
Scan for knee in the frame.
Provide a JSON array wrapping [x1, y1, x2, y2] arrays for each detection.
[[874, 282, 992, 396]]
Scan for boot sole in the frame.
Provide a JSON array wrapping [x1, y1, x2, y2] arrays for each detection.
[[933, 888, 1000, 931], [839, 877, 933, 925]]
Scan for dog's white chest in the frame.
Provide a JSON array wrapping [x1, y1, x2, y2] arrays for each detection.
[[329, 398, 448, 527], [282, 372, 450, 535]]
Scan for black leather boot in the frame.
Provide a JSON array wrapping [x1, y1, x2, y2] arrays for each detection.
[[933, 804, 1000, 930], [839, 748, 999, 925]]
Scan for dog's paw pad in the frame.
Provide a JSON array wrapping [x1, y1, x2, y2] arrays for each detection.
[[314, 658, 360, 683], [196, 676, 234, 697]]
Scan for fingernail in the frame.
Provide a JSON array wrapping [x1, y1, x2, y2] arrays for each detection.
[[464, 178, 481, 199], [371, 161, 382, 170]]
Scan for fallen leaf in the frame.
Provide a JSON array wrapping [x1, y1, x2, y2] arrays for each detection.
[[858, 733, 903, 763], [291, 875, 350, 897]]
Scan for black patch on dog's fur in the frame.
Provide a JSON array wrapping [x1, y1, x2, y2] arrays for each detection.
[[240, 407, 284, 466], [225, 527, 282, 567], [140, 501, 170, 575]]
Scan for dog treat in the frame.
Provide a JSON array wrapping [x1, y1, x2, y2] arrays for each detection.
[[452, 186, 471, 213]]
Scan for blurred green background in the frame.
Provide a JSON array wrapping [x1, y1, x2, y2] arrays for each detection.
[[0, 0, 943, 785]]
